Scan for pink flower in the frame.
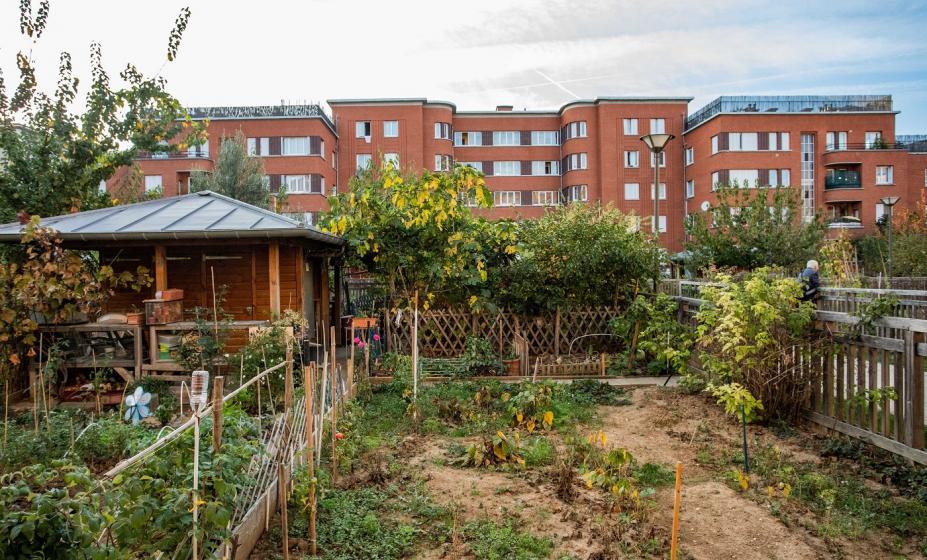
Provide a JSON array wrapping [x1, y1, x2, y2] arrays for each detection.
[[353, 337, 361, 345], [373, 334, 381, 342]]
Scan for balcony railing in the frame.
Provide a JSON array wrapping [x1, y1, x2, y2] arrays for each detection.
[[686, 95, 893, 130], [823, 142, 909, 152], [135, 150, 211, 160], [824, 170, 861, 189]]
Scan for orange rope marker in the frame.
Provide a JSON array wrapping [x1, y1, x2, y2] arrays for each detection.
[[670, 461, 683, 560]]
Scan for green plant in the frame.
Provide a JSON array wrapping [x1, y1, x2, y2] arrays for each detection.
[[176, 286, 234, 371], [610, 294, 694, 375], [848, 295, 898, 338], [564, 379, 631, 406], [695, 268, 821, 420], [461, 336, 501, 376], [522, 436, 555, 467], [634, 462, 676, 488], [707, 382, 764, 423], [461, 430, 526, 468], [190, 131, 276, 209], [462, 519, 553, 560]]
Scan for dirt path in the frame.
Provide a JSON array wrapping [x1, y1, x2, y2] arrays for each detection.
[[597, 388, 834, 560]]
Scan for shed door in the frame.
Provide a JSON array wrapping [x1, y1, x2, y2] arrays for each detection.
[[204, 250, 255, 320]]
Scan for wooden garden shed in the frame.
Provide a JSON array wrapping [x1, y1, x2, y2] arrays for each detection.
[[0, 190, 344, 382]]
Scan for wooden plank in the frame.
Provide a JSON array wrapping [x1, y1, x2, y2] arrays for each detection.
[[268, 242, 281, 317], [881, 349, 890, 437], [807, 411, 927, 466], [835, 345, 845, 422], [833, 334, 905, 354], [112, 367, 134, 383], [867, 346, 878, 432], [845, 344, 855, 424], [914, 331, 926, 449], [154, 245, 167, 292], [903, 330, 916, 446], [823, 347, 833, 417], [856, 343, 866, 428]]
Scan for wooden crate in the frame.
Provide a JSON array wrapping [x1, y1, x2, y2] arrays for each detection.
[[144, 299, 183, 325]]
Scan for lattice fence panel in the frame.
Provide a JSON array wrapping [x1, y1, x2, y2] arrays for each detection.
[[559, 307, 622, 354], [519, 314, 557, 356], [417, 310, 473, 357]]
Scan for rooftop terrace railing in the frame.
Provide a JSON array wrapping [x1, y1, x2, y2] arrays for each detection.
[[686, 95, 893, 130]]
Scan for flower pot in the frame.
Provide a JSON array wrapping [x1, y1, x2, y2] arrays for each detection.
[[126, 312, 144, 325], [351, 317, 378, 329], [503, 358, 521, 377]]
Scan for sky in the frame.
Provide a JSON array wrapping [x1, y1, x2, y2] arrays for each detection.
[[3, 0, 927, 133]]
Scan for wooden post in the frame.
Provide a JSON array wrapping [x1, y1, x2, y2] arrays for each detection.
[[212, 376, 224, 453], [333, 261, 343, 345], [154, 245, 167, 292], [284, 344, 294, 425], [554, 308, 561, 357], [599, 353, 607, 377], [269, 242, 281, 318], [277, 462, 290, 560], [913, 331, 925, 449], [304, 364, 317, 555], [412, 290, 419, 417], [903, 329, 916, 446], [670, 462, 683, 560], [330, 351, 338, 485], [319, 258, 330, 344], [349, 323, 355, 395]]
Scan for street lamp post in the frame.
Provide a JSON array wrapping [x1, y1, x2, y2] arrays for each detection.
[[640, 133, 675, 235], [879, 196, 900, 286]]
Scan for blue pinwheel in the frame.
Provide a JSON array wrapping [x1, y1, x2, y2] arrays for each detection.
[[124, 386, 152, 424]]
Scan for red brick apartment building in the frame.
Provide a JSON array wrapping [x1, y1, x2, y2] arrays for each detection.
[[118, 95, 927, 253]]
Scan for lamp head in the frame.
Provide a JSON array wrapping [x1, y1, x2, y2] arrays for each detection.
[[640, 133, 675, 153], [879, 196, 900, 207]]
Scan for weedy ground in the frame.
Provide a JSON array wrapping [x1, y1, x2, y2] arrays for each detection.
[[252, 382, 927, 560]]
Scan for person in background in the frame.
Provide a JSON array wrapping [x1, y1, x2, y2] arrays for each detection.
[[799, 259, 820, 302]]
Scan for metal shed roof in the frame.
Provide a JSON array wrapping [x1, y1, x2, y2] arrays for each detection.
[[0, 191, 344, 245]]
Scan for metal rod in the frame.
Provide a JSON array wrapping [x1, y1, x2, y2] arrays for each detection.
[[741, 403, 750, 474]]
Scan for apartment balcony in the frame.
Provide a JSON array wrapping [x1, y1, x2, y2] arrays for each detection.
[[135, 150, 211, 161], [823, 142, 907, 153], [824, 170, 861, 189]]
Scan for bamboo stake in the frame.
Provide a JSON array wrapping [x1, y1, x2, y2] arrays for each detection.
[[330, 346, 338, 485], [348, 324, 355, 398], [278, 462, 290, 560], [4, 378, 9, 447], [412, 290, 419, 420], [670, 462, 683, 560], [39, 333, 49, 427], [305, 363, 317, 555], [212, 377, 224, 453], [284, 344, 294, 426], [192, 404, 202, 560]]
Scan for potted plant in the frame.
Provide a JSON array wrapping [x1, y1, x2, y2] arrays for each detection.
[[126, 305, 144, 325], [502, 346, 521, 377]]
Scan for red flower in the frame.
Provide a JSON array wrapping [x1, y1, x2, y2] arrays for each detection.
[[335, 432, 345, 440]]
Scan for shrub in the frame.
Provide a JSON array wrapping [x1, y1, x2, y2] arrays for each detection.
[[462, 519, 552, 560], [694, 268, 820, 420], [610, 294, 694, 375]]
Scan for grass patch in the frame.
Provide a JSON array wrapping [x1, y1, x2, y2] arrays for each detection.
[[462, 519, 552, 560], [633, 462, 676, 488], [522, 436, 555, 467]]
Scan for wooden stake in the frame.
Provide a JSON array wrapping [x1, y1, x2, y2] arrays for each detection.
[[284, 344, 294, 425], [212, 376, 224, 453], [670, 462, 683, 560], [599, 353, 607, 377], [330, 347, 338, 485], [412, 290, 419, 418], [305, 363, 318, 555], [309, 476, 317, 556], [277, 462, 290, 560], [348, 324, 355, 397]]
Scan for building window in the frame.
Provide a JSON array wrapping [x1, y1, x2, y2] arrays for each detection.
[[144, 175, 162, 193], [454, 131, 482, 146], [434, 122, 452, 140], [624, 183, 640, 200], [711, 135, 719, 154], [459, 161, 483, 172], [281, 137, 310, 156], [383, 121, 399, 138], [532, 191, 557, 206], [356, 121, 372, 139], [650, 118, 665, 134], [729, 169, 759, 188], [651, 183, 667, 200], [728, 132, 758, 151], [624, 151, 639, 168], [492, 131, 520, 146], [494, 161, 520, 176], [460, 193, 478, 207], [865, 131, 882, 149], [281, 174, 322, 194], [383, 153, 399, 168], [768, 169, 791, 187], [875, 203, 886, 221], [876, 165, 894, 185], [564, 184, 588, 202], [493, 191, 522, 207], [564, 153, 587, 171], [188, 140, 209, 158], [531, 131, 559, 145], [924, 169, 927, 187], [686, 180, 695, 199], [685, 147, 694, 165], [623, 119, 638, 135], [434, 154, 453, 171], [356, 154, 372, 172], [650, 151, 666, 168], [563, 121, 587, 140], [531, 160, 559, 176], [247, 137, 271, 156], [825, 131, 847, 151], [658, 215, 667, 233]]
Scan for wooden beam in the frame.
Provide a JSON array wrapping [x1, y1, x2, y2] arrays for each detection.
[[807, 410, 927, 465], [333, 260, 343, 345], [319, 258, 330, 337], [268, 242, 281, 317], [154, 246, 168, 292]]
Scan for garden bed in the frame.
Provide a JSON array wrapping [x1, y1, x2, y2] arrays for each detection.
[[250, 381, 927, 559]]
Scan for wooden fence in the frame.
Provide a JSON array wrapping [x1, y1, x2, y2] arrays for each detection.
[[673, 293, 927, 465], [390, 307, 623, 357]]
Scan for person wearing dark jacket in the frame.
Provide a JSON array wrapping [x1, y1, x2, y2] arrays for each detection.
[[799, 260, 820, 302]]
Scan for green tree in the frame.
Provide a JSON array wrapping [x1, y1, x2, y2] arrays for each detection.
[[321, 162, 512, 309], [857, 194, 927, 277], [0, 1, 205, 222], [684, 185, 826, 272], [495, 204, 662, 315], [110, 163, 163, 205], [190, 131, 273, 208]]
